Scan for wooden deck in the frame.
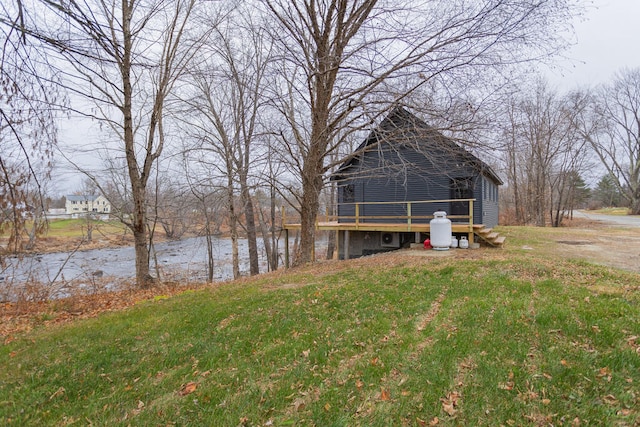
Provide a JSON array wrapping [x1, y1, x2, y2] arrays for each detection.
[[280, 199, 506, 265], [281, 199, 505, 266]]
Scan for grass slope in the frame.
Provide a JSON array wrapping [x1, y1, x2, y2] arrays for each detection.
[[1, 236, 639, 425]]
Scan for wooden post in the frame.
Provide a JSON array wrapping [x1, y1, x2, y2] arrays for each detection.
[[344, 230, 350, 260], [284, 228, 290, 268], [407, 202, 412, 231], [355, 203, 360, 229], [468, 199, 474, 244]]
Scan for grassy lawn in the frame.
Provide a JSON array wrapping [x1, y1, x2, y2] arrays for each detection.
[[46, 218, 127, 239], [588, 207, 633, 216], [1, 228, 639, 425]]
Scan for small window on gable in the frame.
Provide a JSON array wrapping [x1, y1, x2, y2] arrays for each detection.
[[343, 184, 355, 203]]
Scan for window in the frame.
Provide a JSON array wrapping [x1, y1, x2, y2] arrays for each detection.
[[343, 184, 355, 203]]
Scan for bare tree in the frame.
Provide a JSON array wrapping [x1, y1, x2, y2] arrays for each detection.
[[572, 69, 640, 215], [0, 2, 64, 254], [180, 12, 272, 277], [501, 81, 588, 226], [16, 0, 206, 286], [262, 0, 580, 265]]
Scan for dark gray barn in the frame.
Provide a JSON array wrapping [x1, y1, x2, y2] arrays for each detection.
[[331, 106, 503, 258]]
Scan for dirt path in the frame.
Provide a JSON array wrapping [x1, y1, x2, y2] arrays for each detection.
[[531, 215, 640, 275]]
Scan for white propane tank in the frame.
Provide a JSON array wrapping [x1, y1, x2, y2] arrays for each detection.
[[450, 237, 458, 248], [430, 211, 451, 251], [459, 236, 469, 249]]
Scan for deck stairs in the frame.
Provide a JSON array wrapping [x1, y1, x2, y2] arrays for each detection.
[[473, 225, 506, 247]]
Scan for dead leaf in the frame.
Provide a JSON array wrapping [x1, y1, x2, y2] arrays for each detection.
[[441, 401, 456, 416], [324, 402, 331, 411], [561, 359, 569, 367], [440, 391, 461, 416], [380, 388, 391, 401], [179, 382, 197, 396], [429, 417, 439, 426], [355, 379, 364, 390], [542, 398, 551, 405], [293, 398, 306, 412], [602, 394, 618, 405], [499, 381, 514, 390]]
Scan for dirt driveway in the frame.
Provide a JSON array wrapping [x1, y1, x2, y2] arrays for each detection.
[[541, 213, 640, 275]]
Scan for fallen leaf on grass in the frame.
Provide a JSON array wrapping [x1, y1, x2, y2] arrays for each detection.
[[179, 382, 198, 396], [380, 388, 391, 401], [499, 381, 514, 390], [293, 398, 306, 412], [597, 367, 612, 381], [440, 391, 461, 416], [602, 394, 618, 405]]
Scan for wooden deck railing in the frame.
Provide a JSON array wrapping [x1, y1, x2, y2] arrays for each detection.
[[283, 199, 475, 232], [281, 199, 477, 267]]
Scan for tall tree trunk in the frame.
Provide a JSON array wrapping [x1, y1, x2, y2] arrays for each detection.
[[296, 158, 323, 265], [256, 200, 273, 271], [122, 4, 151, 286], [226, 177, 240, 279], [325, 182, 336, 260], [240, 175, 259, 275]]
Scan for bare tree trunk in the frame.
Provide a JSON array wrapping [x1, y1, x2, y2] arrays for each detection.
[[256, 199, 273, 271], [226, 177, 240, 279], [325, 181, 336, 260], [240, 175, 259, 275]]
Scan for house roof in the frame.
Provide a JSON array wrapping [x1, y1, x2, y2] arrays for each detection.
[[332, 106, 503, 185], [66, 194, 102, 202]]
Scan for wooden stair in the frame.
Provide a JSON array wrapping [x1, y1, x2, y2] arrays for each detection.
[[473, 226, 506, 247]]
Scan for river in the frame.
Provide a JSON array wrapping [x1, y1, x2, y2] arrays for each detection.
[[1, 236, 317, 300]]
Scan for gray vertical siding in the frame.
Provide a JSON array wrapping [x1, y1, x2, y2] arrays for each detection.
[[337, 143, 499, 225], [333, 107, 501, 228]]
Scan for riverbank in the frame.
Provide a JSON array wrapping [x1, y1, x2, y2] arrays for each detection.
[[3, 219, 639, 338], [2, 228, 639, 425]]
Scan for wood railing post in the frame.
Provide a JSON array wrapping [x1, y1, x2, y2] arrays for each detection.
[[468, 199, 474, 244], [407, 202, 412, 231], [281, 206, 285, 228], [355, 203, 360, 229]]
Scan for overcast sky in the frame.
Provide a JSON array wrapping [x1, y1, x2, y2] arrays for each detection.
[[547, 0, 640, 89]]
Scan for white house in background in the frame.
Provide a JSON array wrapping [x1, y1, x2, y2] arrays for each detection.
[[65, 195, 111, 217]]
